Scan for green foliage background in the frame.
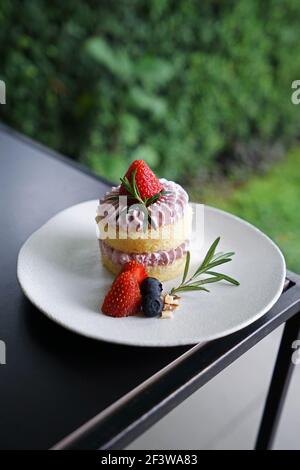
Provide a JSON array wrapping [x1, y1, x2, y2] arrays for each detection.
[[194, 148, 300, 272], [1, 0, 300, 183]]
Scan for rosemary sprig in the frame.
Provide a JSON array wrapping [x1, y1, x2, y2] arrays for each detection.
[[119, 168, 169, 230], [170, 237, 239, 295]]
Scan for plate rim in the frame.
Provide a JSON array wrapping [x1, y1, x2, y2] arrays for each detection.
[[17, 200, 286, 347]]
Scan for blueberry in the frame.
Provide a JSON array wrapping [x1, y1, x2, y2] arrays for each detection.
[[142, 295, 163, 317], [141, 277, 163, 297]]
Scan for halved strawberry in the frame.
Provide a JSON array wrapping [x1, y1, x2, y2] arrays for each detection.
[[119, 160, 163, 201], [101, 271, 141, 317], [122, 260, 148, 284]]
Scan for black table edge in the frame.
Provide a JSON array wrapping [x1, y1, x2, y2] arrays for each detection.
[[52, 270, 300, 450]]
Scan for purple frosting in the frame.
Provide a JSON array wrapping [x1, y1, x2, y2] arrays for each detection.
[[100, 240, 189, 267], [97, 178, 189, 232]]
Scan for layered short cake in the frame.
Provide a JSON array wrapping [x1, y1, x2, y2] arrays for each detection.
[[96, 160, 192, 281]]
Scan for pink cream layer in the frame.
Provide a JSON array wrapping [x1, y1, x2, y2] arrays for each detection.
[[100, 240, 189, 267]]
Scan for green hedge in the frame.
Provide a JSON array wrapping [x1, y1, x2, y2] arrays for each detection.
[[1, 0, 300, 183]]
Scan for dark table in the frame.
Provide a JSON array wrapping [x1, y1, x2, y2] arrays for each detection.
[[0, 123, 300, 450]]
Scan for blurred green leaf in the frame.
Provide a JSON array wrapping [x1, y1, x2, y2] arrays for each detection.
[[130, 87, 167, 118], [120, 113, 140, 146], [85, 37, 132, 81], [135, 56, 176, 90]]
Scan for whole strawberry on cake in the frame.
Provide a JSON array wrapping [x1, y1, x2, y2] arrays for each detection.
[[96, 160, 192, 281]]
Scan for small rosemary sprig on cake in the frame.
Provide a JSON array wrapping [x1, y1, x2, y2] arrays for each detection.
[[169, 237, 239, 295]]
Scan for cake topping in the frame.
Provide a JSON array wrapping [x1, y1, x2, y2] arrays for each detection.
[[102, 159, 172, 231], [119, 159, 163, 202]]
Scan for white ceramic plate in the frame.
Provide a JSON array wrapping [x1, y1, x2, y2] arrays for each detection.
[[17, 200, 285, 346]]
